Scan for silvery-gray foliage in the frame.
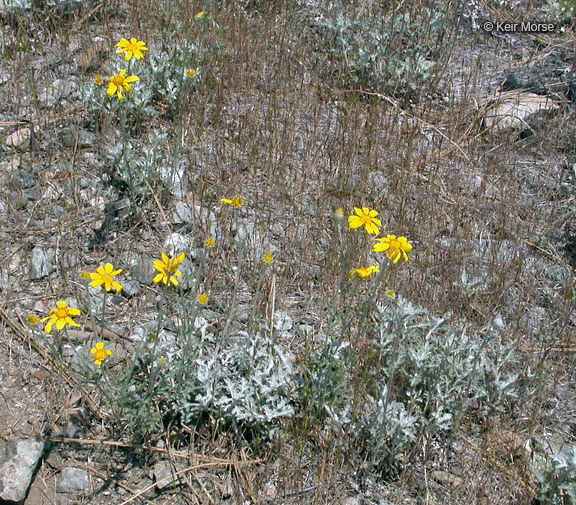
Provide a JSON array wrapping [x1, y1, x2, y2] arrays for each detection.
[[305, 295, 518, 467]]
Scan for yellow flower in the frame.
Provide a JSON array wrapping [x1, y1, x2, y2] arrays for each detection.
[[115, 37, 148, 61], [221, 195, 243, 208], [334, 208, 344, 221], [348, 207, 382, 236], [205, 237, 214, 248], [186, 69, 196, 78], [90, 342, 113, 366], [40, 301, 81, 334], [106, 70, 139, 101], [81, 270, 90, 280], [386, 289, 395, 298], [153, 252, 185, 286], [373, 235, 413, 264], [196, 11, 206, 18], [264, 252, 273, 264], [89, 263, 123, 293], [27, 314, 38, 325], [348, 264, 380, 280], [94, 74, 103, 85], [197, 293, 208, 305]]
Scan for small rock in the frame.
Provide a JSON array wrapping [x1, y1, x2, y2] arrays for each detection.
[[297, 323, 313, 337], [131, 255, 156, 285], [78, 41, 109, 72], [163, 232, 191, 257], [59, 251, 78, 270], [263, 483, 277, 497], [29, 246, 51, 280], [173, 201, 192, 224], [153, 461, 181, 490], [160, 160, 189, 199], [483, 92, 558, 133], [122, 280, 141, 298], [192, 205, 218, 237], [58, 126, 95, 148], [4, 128, 31, 150], [56, 467, 90, 494], [274, 311, 293, 333], [12, 169, 36, 189], [0, 69, 10, 86], [0, 437, 45, 503], [430, 470, 464, 490], [235, 221, 270, 259]]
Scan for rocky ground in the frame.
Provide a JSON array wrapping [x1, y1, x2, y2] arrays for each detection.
[[1, 0, 576, 504]]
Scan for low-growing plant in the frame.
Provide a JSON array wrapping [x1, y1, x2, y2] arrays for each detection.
[[302, 294, 518, 471], [315, 1, 460, 99], [536, 446, 576, 505]]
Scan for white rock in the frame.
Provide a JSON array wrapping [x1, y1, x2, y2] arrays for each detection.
[[4, 128, 31, 150], [274, 311, 293, 333], [163, 232, 191, 256], [0, 438, 45, 503], [29, 246, 51, 280], [56, 466, 90, 493]]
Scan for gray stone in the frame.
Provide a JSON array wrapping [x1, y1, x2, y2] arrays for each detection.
[[29, 246, 51, 280], [0, 437, 45, 503], [131, 254, 156, 285], [122, 279, 141, 298], [153, 461, 181, 490], [163, 232, 191, 257], [56, 466, 90, 494], [297, 323, 313, 337], [13, 170, 36, 189], [0, 69, 10, 86], [38, 78, 75, 107], [58, 126, 95, 148], [235, 221, 270, 259], [274, 311, 293, 333], [160, 160, 189, 199], [192, 205, 218, 237], [173, 201, 192, 224], [4, 128, 31, 150]]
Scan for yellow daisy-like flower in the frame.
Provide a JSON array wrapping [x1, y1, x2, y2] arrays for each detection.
[[264, 252, 273, 264], [89, 263, 123, 293], [373, 235, 413, 264], [348, 207, 382, 236], [106, 70, 139, 101], [40, 301, 81, 334], [153, 252, 185, 286], [27, 314, 38, 325], [94, 74, 103, 85], [348, 264, 380, 280], [115, 37, 148, 61], [197, 293, 208, 305], [196, 11, 206, 19], [186, 69, 196, 78], [221, 195, 243, 208], [90, 342, 113, 366], [205, 237, 214, 248], [386, 289, 395, 298]]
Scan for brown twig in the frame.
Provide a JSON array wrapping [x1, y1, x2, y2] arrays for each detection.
[[45, 436, 264, 465]]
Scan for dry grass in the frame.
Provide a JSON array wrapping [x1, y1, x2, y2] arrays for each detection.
[[1, 0, 576, 503]]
